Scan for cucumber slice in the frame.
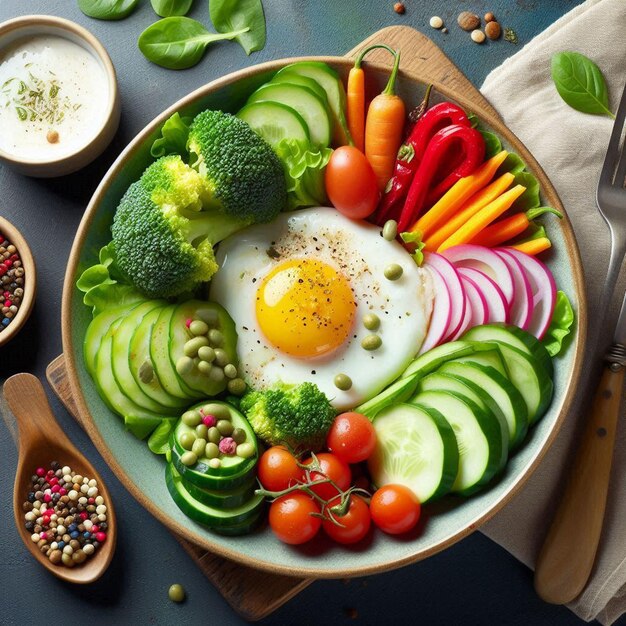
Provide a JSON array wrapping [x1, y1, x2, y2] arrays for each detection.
[[129, 306, 190, 410], [276, 61, 351, 146], [184, 474, 257, 509], [454, 347, 508, 377], [368, 403, 458, 502], [438, 361, 529, 449], [237, 101, 309, 147], [415, 372, 508, 470], [270, 72, 329, 105], [166, 463, 264, 532], [247, 83, 331, 147], [412, 390, 505, 495]]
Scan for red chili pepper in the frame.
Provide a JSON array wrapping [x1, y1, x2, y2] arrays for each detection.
[[396, 124, 485, 232], [375, 101, 470, 224]]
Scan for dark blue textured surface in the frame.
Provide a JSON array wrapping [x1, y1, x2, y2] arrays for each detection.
[[0, 1, 616, 624]]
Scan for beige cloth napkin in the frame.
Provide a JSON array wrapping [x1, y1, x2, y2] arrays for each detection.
[[478, 1, 626, 623]]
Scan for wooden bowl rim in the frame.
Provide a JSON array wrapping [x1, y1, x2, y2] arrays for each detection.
[[61, 54, 587, 579]]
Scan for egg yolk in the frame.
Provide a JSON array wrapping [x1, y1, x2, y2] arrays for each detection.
[[255, 258, 356, 358]]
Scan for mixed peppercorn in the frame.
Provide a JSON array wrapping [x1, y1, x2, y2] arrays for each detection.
[[22, 461, 109, 568], [0, 232, 24, 331]]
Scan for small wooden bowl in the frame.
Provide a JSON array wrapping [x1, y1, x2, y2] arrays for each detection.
[[0, 216, 36, 347]]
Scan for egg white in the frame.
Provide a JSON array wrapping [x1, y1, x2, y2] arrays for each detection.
[[210, 207, 433, 410]]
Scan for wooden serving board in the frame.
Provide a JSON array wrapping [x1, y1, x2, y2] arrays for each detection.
[[48, 26, 500, 621]]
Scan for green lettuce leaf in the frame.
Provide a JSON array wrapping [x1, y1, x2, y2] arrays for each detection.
[[512, 171, 541, 212], [480, 130, 502, 160], [542, 291, 575, 356], [400, 231, 426, 266], [150, 112, 192, 159]]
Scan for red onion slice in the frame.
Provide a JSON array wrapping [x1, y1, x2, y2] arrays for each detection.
[[457, 267, 508, 323], [459, 271, 489, 328], [419, 265, 452, 354], [494, 249, 533, 330]]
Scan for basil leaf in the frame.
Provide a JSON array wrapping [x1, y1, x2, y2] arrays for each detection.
[[150, 0, 194, 17], [138, 17, 249, 70], [551, 51, 615, 119], [210, 0, 266, 55], [77, 0, 139, 20]]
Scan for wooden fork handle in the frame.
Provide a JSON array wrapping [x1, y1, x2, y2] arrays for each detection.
[[534, 361, 624, 604]]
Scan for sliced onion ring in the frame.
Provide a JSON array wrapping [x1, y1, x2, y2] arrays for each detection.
[[494, 249, 533, 330], [457, 267, 508, 324], [419, 265, 452, 354]]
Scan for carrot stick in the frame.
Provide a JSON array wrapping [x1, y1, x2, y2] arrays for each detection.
[[511, 237, 552, 255], [423, 172, 515, 251], [470, 206, 563, 247], [437, 184, 526, 252], [410, 150, 509, 238], [365, 48, 406, 191]]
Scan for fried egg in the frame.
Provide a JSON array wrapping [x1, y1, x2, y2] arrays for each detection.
[[210, 207, 433, 410]]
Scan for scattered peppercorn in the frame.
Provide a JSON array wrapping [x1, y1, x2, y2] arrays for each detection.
[[457, 11, 480, 31], [0, 233, 25, 332], [168, 583, 186, 603], [484, 12, 495, 23], [46, 130, 59, 144], [393, 2, 405, 14], [429, 16, 444, 29], [485, 21, 502, 40], [471, 29, 486, 44]]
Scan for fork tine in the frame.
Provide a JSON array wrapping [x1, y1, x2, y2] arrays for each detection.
[[599, 81, 626, 188]]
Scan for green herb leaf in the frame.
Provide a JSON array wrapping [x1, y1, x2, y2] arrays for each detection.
[[138, 16, 249, 70], [551, 51, 615, 119], [147, 420, 176, 455], [479, 130, 502, 160], [542, 291, 575, 357], [512, 171, 540, 212], [77, 0, 140, 20], [400, 231, 425, 266], [504, 27, 518, 44], [150, 0, 194, 18], [150, 112, 192, 158], [210, 0, 266, 55]]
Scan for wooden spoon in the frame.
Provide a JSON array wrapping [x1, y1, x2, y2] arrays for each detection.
[[4, 373, 116, 584]]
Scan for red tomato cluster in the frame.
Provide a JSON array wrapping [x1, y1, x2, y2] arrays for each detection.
[[257, 412, 421, 546]]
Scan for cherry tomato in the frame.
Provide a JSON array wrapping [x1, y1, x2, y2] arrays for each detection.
[[303, 452, 351, 501], [269, 492, 321, 545], [325, 146, 379, 219], [326, 412, 377, 463], [322, 494, 371, 544], [370, 484, 421, 535], [258, 446, 304, 491]]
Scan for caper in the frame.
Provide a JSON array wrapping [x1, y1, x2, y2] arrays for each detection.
[[179, 432, 196, 450], [209, 366, 225, 383], [223, 363, 238, 379], [227, 378, 247, 396], [208, 458, 221, 469], [197, 360, 212, 375], [232, 427, 246, 444], [182, 409, 201, 427], [198, 346, 215, 362], [214, 348, 229, 366], [384, 263, 403, 281], [202, 403, 231, 419], [168, 583, 186, 603], [361, 334, 382, 351], [183, 336, 209, 357], [205, 442, 220, 459], [189, 320, 209, 336], [138, 361, 154, 384], [363, 313, 380, 331], [195, 424, 208, 439], [191, 438, 207, 458], [217, 419, 234, 436], [176, 356, 194, 376], [208, 426, 221, 444], [236, 442, 255, 459], [334, 373, 353, 390], [197, 308, 218, 325], [382, 219, 398, 241], [180, 451, 197, 466], [208, 329, 224, 347]]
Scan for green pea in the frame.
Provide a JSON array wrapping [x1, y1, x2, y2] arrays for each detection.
[[205, 442, 219, 459], [208, 329, 223, 347], [384, 263, 403, 281], [214, 348, 229, 367], [181, 410, 201, 427], [191, 438, 207, 458], [209, 366, 225, 383], [363, 313, 380, 331], [208, 427, 221, 444], [232, 428, 246, 444], [195, 424, 208, 439], [180, 451, 197, 467], [227, 378, 246, 396], [202, 403, 231, 420], [197, 309, 218, 325], [179, 432, 196, 450], [217, 419, 233, 436], [168, 583, 186, 603], [236, 442, 255, 459], [176, 356, 194, 376], [208, 458, 221, 469], [361, 334, 382, 351], [197, 360, 212, 375], [334, 373, 353, 390], [382, 219, 398, 241], [138, 361, 154, 384], [198, 346, 215, 362], [183, 336, 209, 357], [223, 363, 237, 379], [189, 320, 209, 336]]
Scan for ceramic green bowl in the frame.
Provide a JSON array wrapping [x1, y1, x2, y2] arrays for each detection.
[[62, 56, 586, 578]]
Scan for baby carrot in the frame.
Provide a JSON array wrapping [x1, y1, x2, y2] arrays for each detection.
[[365, 48, 406, 192], [511, 237, 552, 255]]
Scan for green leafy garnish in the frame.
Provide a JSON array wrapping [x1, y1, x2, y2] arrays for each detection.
[[78, 0, 140, 20], [147, 420, 176, 455], [542, 291, 575, 357], [150, 0, 193, 18], [210, 0, 266, 55], [400, 231, 426, 266], [480, 130, 502, 160], [150, 112, 192, 158], [504, 28, 518, 44]]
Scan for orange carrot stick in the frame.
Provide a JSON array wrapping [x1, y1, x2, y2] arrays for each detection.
[[511, 237, 552, 255], [365, 48, 406, 192], [423, 172, 515, 251], [410, 150, 509, 238]]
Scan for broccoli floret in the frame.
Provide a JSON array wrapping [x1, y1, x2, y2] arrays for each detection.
[[240, 382, 336, 452], [188, 110, 287, 223]]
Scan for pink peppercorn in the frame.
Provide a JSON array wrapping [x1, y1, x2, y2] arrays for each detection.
[[88, 497, 95, 504], [40, 532, 47, 540], [92, 525, 99, 533], [59, 488, 67, 496], [43, 493, 52, 503], [202, 414, 217, 428], [51, 485, 60, 493], [219, 437, 237, 455], [36, 467, 45, 477], [79, 512, 88, 520], [95, 532, 106, 542], [185, 318, 192, 328], [4, 259, 12, 268]]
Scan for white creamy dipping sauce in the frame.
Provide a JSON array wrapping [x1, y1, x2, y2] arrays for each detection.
[[0, 36, 108, 160]]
